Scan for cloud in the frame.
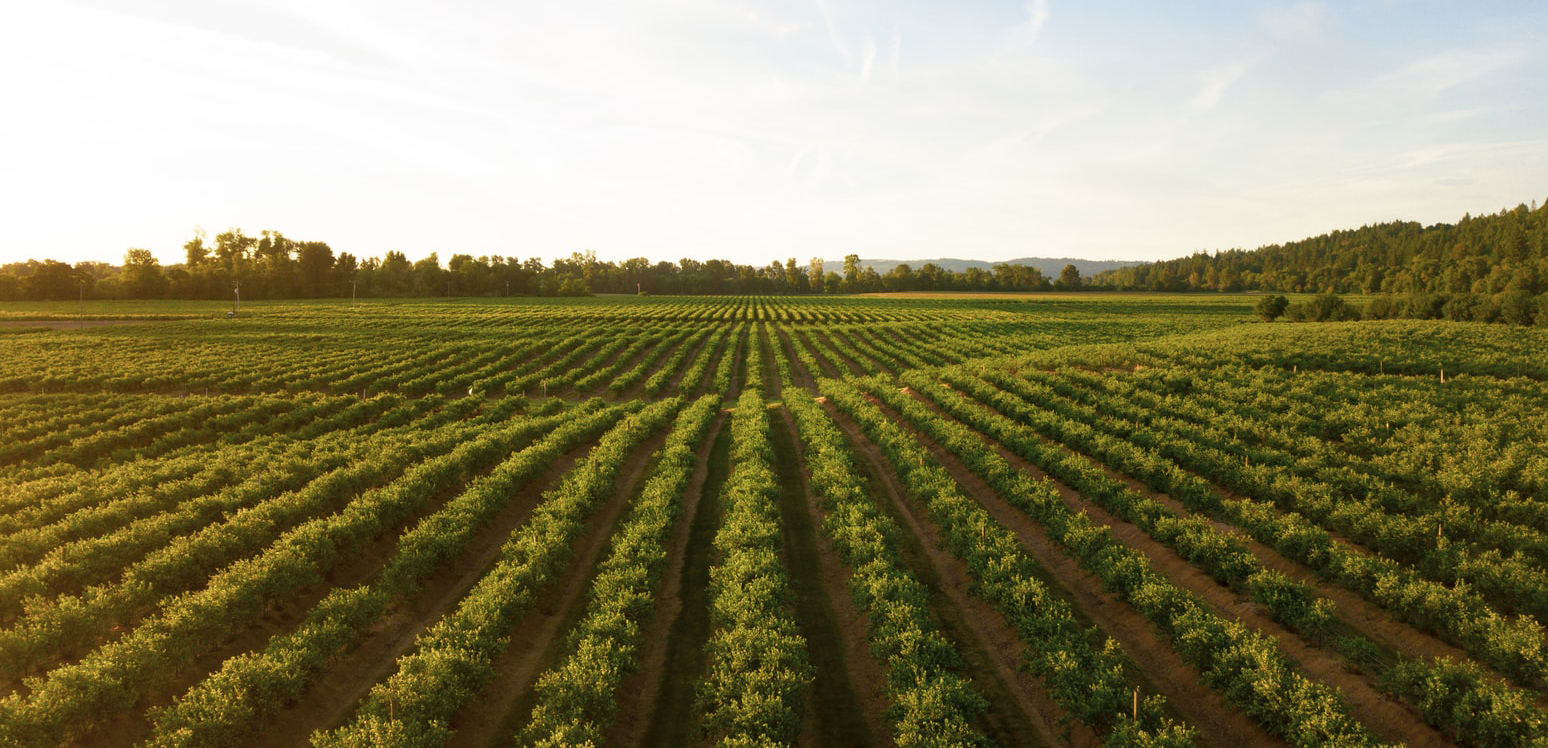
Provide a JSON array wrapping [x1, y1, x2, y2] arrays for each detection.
[[1017, 0, 1051, 46], [1186, 60, 1253, 113], [1377, 49, 1526, 97], [860, 35, 877, 82], [814, 0, 851, 66]]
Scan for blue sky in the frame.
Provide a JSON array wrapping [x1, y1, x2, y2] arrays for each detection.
[[1, 0, 1544, 267]]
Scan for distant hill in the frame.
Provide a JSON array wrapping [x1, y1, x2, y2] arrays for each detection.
[[822, 257, 1143, 278]]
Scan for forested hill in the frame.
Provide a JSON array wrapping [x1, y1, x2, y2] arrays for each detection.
[[1093, 201, 1548, 295]]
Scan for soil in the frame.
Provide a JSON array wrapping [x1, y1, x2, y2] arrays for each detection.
[[773, 328, 821, 393], [608, 411, 727, 746], [850, 394, 1287, 748], [626, 417, 733, 747], [444, 424, 675, 747], [897, 388, 1453, 748], [0, 319, 172, 329], [647, 331, 716, 400], [75, 427, 605, 748], [770, 405, 889, 747], [810, 329, 870, 378], [819, 399, 1089, 748]]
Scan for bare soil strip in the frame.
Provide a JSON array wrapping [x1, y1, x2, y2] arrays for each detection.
[[443, 426, 676, 747], [82, 433, 605, 748], [785, 328, 841, 380], [757, 325, 781, 396], [819, 400, 1085, 748], [896, 391, 1453, 748], [607, 411, 727, 747], [651, 331, 717, 399], [821, 328, 887, 377], [852, 396, 1287, 748], [629, 420, 732, 747], [727, 327, 749, 401], [774, 328, 820, 393], [769, 406, 886, 747], [955, 382, 1535, 702], [811, 329, 870, 378]]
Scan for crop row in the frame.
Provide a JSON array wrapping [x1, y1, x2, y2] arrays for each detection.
[[314, 397, 683, 746], [695, 387, 812, 744], [899, 373, 1547, 747], [519, 393, 720, 745], [820, 381, 1196, 746], [148, 399, 638, 747]]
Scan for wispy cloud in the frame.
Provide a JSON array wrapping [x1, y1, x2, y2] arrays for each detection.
[[813, 0, 851, 66], [860, 35, 877, 83], [1377, 49, 1526, 97], [1014, 0, 1050, 46], [1186, 59, 1253, 113]]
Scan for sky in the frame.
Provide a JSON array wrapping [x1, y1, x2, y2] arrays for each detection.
[[1, 0, 1546, 268]]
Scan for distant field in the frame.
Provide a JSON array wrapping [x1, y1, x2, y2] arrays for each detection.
[[0, 294, 1543, 748]]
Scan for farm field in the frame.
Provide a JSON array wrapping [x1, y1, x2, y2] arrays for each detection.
[[0, 294, 1545, 748]]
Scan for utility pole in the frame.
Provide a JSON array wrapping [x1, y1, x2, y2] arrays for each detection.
[[350, 280, 357, 306]]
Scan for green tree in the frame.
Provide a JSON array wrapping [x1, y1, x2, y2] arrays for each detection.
[[1057, 263, 1082, 290], [122, 248, 167, 298], [809, 257, 824, 294], [842, 254, 862, 289], [1255, 294, 1289, 321]]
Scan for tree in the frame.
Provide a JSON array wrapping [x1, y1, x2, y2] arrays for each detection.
[[809, 257, 824, 294], [842, 254, 862, 289], [1058, 263, 1082, 291], [1255, 294, 1289, 321], [122, 248, 167, 298], [784, 258, 805, 293], [296, 241, 335, 297]]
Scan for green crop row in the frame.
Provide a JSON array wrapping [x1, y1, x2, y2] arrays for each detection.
[[312, 397, 682, 747]]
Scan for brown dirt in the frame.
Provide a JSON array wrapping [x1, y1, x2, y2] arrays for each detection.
[[444, 425, 675, 747], [652, 331, 716, 399], [261, 446, 602, 747], [853, 395, 1287, 748], [824, 329, 893, 376], [784, 328, 841, 381], [819, 400, 1089, 748], [607, 411, 727, 747], [773, 406, 891, 747], [897, 389, 1453, 748], [1078, 431, 1490, 679], [0, 319, 174, 329], [810, 329, 869, 378], [957, 381, 1535, 701], [773, 327, 820, 394], [76, 431, 605, 748]]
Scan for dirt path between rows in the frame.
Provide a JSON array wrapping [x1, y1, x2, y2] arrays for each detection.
[[783, 328, 841, 381], [773, 328, 820, 394], [649, 330, 716, 400], [82, 427, 602, 748], [621, 416, 732, 747], [444, 425, 675, 747], [896, 389, 1454, 748], [771, 405, 889, 747], [811, 329, 870, 378], [959, 379, 1541, 701], [255, 440, 607, 748], [818, 399, 1086, 748], [852, 394, 1286, 748]]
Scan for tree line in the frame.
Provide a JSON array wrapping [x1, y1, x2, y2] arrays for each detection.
[[0, 228, 1085, 302], [1094, 201, 1548, 295]]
